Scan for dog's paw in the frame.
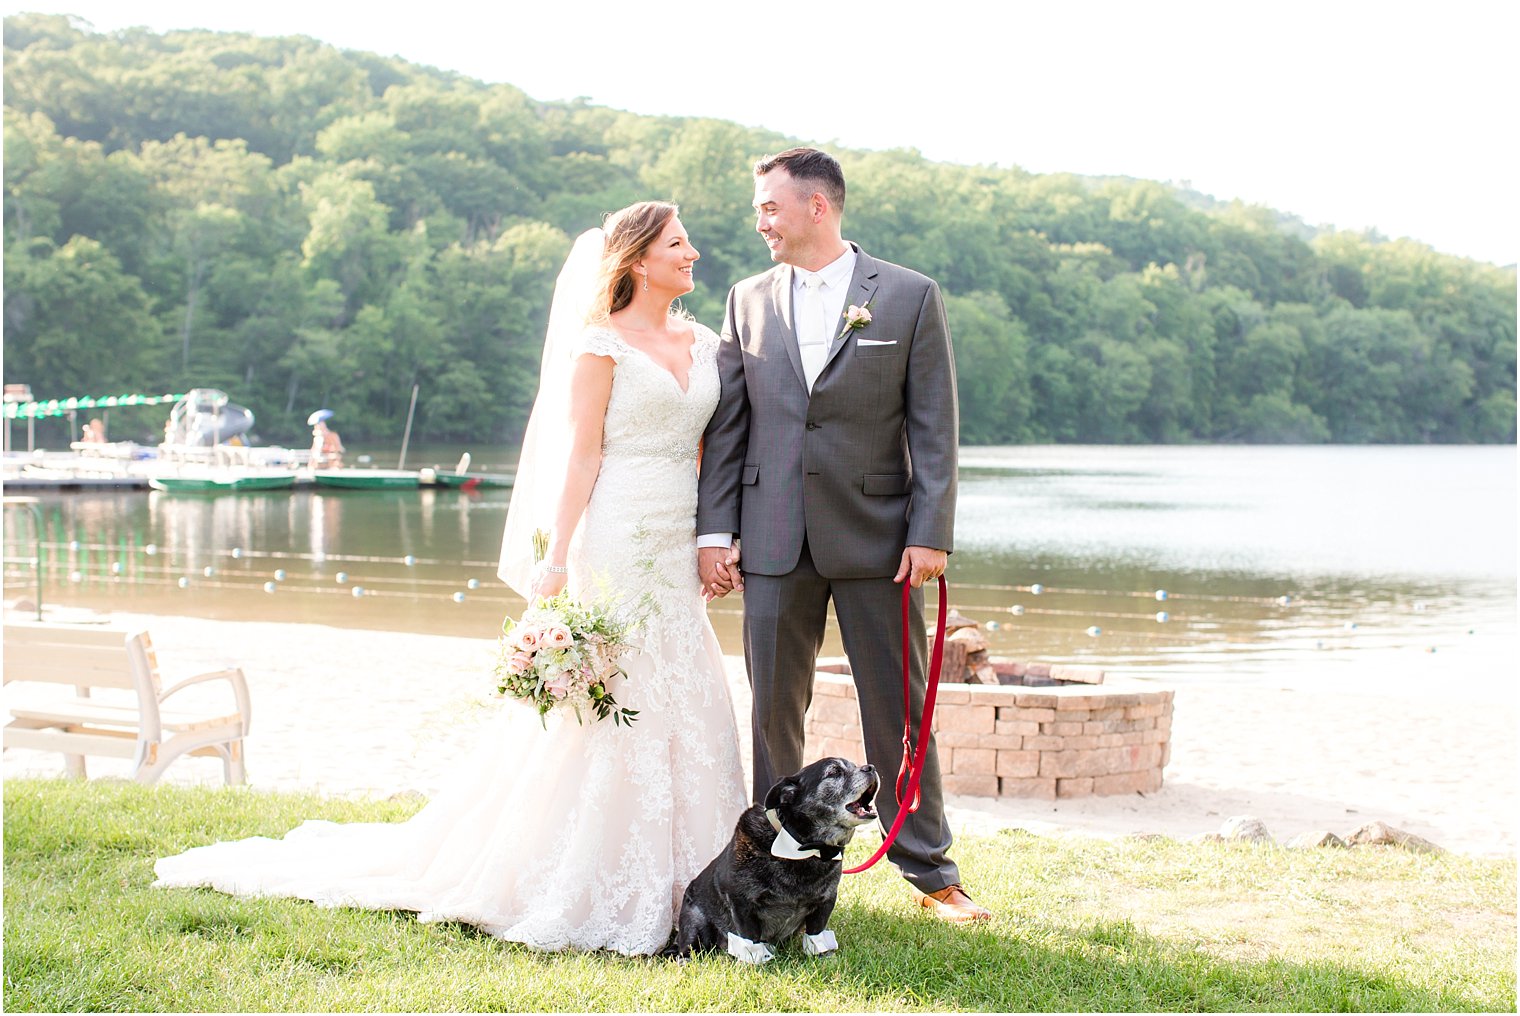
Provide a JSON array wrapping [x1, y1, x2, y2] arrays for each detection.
[[726, 932, 775, 965], [802, 930, 839, 956]]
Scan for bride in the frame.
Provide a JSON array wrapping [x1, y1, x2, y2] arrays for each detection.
[[154, 202, 750, 957]]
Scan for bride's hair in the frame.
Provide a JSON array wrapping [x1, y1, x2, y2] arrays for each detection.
[[588, 200, 679, 322]]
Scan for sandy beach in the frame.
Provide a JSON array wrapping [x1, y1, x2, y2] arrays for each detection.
[[4, 610, 1515, 857]]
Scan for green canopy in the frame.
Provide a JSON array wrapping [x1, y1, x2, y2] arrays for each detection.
[[2, 393, 186, 420]]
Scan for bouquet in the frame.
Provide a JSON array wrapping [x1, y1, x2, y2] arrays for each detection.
[[493, 532, 639, 727]]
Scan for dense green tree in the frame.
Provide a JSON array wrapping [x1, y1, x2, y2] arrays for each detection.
[[2, 14, 1513, 447], [3, 236, 160, 392]]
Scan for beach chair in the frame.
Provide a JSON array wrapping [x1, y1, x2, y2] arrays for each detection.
[[3, 622, 251, 784]]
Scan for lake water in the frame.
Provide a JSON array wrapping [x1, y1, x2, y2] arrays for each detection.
[[6, 445, 1515, 701]]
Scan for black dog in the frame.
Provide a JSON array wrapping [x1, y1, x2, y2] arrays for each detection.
[[672, 757, 880, 963]]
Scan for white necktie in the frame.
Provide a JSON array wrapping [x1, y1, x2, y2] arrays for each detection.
[[797, 273, 829, 392]]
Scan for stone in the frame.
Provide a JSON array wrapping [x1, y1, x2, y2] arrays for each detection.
[[1345, 821, 1443, 854], [934, 704, 995, 734], [1287, 830, 1348, 849], [942, 773, 998, 797], [1219, 815, 1273, 843], [951, 747, 997, 775], [967, 661, 1000, 685], [998, 776, 1057, 800], [1048, 664, 1106, 685], [995, 749, 1039, 778]]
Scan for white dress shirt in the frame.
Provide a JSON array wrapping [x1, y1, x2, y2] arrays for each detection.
[[792, 248, 858, 390], [699, 247, 857, 552]]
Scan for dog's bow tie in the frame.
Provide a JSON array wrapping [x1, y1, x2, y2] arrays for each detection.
[[765, 808, 842, 862]]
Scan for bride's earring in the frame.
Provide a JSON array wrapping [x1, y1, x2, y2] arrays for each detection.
[[641, 269, 649, 293]]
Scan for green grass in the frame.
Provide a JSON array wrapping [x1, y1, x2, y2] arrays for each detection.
[[3, 778, 1514, 1012]]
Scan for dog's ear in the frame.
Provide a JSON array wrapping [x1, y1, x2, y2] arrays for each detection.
[[764, 777, 798, 811]]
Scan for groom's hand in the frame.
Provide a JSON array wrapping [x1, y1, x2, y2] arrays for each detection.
[[895, 546, 947, 588], [700, 542, 743, 599]]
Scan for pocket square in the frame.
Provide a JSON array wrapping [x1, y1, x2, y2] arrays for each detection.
[[857, 338, 897, 346]]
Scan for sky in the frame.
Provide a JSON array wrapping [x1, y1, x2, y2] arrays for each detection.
[[3, 0, 1516, 266]]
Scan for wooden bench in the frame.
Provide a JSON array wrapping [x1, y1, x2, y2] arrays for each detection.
[[3, 622, 251, 784]]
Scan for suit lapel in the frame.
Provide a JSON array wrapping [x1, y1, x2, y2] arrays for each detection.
[[821, 244, 880, 374], [768, 267, 807, 390]]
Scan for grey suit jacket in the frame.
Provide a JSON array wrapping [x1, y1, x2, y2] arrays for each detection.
[[698, 244, 958, 579]]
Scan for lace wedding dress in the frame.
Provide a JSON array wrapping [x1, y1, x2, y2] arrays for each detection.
[[154, 323, 749, 956]]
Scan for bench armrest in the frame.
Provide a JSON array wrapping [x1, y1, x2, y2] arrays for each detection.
[[158, 668, 252, 736]]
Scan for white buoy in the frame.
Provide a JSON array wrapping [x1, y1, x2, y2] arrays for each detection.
[[336, 572, 348, 583], [274, 569, 287, 581], [986, 620, 1001, 631], [1155, 611, 1169, 623], [352, 586, 365, 598], [263, 581, 277, 593], [1085, 625, 1102, 637], [231, 548, 243, 559], [1343, 621, 1358, 631], [110, 562, 123, 575], [1277, 595, 1292, 606], [452, 592, 466, 603], [69, 571, 83, 583], [1155, 589, 1168, 601], [202, 566, 215, 578], [1009, 605, 1025, 616], [467, 578, 480, 590], [403, 555, 416, 566], [177, 577, 190, 589], [145, 544, 158, 555], [1030, 584, 1044, 595]]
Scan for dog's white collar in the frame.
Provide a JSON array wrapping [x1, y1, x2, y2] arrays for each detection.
[[765, 808, 840, 862]]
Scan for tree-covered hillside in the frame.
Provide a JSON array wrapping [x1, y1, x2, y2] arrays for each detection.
[[4, 13, 1514, 445]]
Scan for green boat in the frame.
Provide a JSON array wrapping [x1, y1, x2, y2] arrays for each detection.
[[312, 468, 420, 490], [149, 471, 297, 493], [428, 470, 513, 489]]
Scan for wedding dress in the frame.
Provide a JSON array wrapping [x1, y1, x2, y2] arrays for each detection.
[[154, 321, 749, 957]]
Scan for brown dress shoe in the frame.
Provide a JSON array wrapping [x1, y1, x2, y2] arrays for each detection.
[[917, 883, 992, 923]]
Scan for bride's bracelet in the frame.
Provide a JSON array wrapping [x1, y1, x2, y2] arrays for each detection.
[[543, 564, 568, 574]]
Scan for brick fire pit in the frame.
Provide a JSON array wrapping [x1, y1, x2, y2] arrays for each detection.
[[802, 660, 1173, 800]]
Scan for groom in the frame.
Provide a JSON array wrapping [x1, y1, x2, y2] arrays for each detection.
[[697, 147, 989, 923]]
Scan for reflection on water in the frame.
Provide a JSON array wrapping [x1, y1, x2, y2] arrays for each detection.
[[5, 446, 1514, 701]]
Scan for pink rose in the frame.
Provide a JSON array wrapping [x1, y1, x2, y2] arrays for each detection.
[[543, 625, 573, 649], [543, 670, 571, 699], [516, 626, 541, 650], [507, 650, 533, 675]]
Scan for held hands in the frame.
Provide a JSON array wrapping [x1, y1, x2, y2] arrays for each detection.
[[894, 546, 947, 588], [699, 541, 743, 600]]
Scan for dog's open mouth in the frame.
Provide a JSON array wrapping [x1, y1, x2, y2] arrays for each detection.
[[846, 784, 878, 821]]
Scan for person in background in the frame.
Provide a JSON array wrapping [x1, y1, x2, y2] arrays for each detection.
[[311, 420, 345, 468], [81, 418, 107, 443]]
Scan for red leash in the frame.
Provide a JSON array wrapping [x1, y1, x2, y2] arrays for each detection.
[[843, 574, 948, 875]]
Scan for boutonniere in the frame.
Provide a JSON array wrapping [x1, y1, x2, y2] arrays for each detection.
[[837, 301, 874, 341]]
